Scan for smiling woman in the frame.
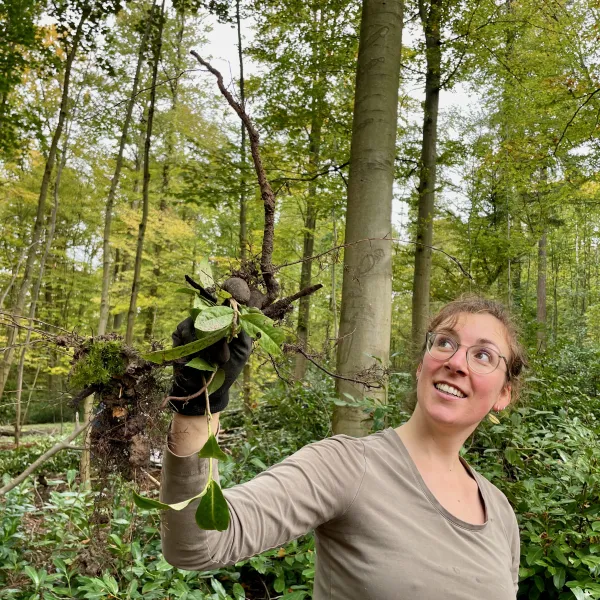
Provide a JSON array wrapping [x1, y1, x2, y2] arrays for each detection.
[[160, 295, 527, 600]]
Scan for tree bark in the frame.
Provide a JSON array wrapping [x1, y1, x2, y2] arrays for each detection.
[[294, 112, 323, 379], [294, 5, 325, 380], [536, 229, 547, 352], [144, 6, 184, 341], [98, 8, 151, 337], [332, 0, 403, 437], [125, 0, 165, 346], [236, 0, 252, 411], [0, 7, 89, 402], [411, 0, 442, 350], [14, 132, 66, 447]]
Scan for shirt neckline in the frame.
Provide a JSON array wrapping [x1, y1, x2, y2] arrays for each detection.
[[384, 427, 489, 532]]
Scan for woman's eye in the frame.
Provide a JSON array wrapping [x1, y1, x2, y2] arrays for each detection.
[[473, 348, 492, 363], [436, 336, 455, 350]]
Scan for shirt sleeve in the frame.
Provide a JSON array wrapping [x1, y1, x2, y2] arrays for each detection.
[[160, 435, 366, 571], [509, 511, 521, 594]]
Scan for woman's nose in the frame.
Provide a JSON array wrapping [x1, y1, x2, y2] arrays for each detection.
[[444, 347, 469, 375]]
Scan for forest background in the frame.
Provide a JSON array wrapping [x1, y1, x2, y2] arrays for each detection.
[[1, 0, 600, 598]]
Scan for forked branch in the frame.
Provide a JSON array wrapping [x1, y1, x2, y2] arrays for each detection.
[[190, 51, 279, 305]]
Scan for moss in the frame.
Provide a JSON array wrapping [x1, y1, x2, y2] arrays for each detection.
[[70, 341, 126, 390]]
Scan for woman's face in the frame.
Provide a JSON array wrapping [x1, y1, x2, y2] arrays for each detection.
[[415, 312, 512, 431]]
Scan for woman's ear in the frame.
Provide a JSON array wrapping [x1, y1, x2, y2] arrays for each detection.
[[416, 363, 422, 380], [496, 382, 512, 411]]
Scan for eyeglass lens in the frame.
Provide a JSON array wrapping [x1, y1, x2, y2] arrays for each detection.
[[427, 333, 500, 374]]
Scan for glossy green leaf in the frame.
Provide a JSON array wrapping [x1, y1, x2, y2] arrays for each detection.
[[194, 294, 215, 309], [186, 357, 217, 372], [195, 305, 234, 332], [132, 491, 170, 510], [133, 490, 203, 512], [195, 480, 230, 531], [232, 582, 246, 600], [141, 327, 229, 364], [198, 434, 229, 461], [240, 313, 284, 355], [207, 369, 226, 394]]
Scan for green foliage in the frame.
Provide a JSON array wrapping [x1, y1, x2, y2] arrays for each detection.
[[69, 341, 126, 389], [467, 350, 600, 599], [0, 440, 79, 477]]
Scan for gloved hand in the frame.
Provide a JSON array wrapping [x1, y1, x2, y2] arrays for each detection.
[[169, 317, 252, 416]]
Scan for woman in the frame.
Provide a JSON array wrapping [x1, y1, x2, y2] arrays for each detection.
[[161, 296, 525, 599]]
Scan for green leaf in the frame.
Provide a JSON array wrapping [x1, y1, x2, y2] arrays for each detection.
[[504, 447, 519, 465], [198, 434, 229, 461], [23, 565, 39, 587], [133, 490, 204, 512], [132, 491, 170, 511], [175, 287, 197, 296], [195, 480, 230, 531], [240, 313, 284, 355], [552, 566, 566, 590], [232, 583, 246, 600], [195, 305, 234, 332], [208, 369, 226, 394], [526, 545, 543, 566], [141, 327, 229, 364], [194, 294, 215, 309], [571, 588, 586, 600], [186, 357, 217, 372]]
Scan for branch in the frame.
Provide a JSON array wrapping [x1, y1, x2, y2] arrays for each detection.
[[262, 284, 323, 319], [554, 87, 600, 154], [160, 370, 217, 409], [286, 345, 383, 389], [274, 237, 473, 280], [190, 51, 279, 306], [0, 423, 89, 496]]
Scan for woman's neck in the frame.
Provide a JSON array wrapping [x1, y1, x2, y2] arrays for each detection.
[[395, 407, 474, 473]]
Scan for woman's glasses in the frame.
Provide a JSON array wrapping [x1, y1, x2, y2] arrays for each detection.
[[426, 332, 509, 376]]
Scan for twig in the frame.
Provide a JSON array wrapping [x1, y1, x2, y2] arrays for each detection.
[[161, 370, 217, 409], [554, 87, 600, 154], [190, 51, 279, 305], [0, 422, 90, 496], [274, 236, 473, 280], [287, 345, 383, 389], [269, 355, 291, 386], [262, 284, 324, 319], [141, 468, 161, 488]]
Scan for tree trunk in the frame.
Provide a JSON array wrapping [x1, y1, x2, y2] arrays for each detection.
[[536, 230, 547, 352], [14, 133, 66, 447], [294, 6, 324, 380], [125, 0, 165, 346], [144, 5, 184, 341], [98, 8, 151, 337], [332, 0, 403, 437], [411, 0, 442, 349], [235, 0, 253, 411], [0, 7, 89, 402]]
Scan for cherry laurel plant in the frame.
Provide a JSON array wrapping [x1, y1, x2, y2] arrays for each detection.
[[133, 286, 285, 531]]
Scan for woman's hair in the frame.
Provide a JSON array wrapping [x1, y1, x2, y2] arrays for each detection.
[[417, 295, 527, 401]]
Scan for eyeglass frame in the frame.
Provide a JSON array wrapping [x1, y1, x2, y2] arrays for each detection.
[[425, 331, 510, 378]]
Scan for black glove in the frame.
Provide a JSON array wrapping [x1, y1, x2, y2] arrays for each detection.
[[169, 317, 252, 416]]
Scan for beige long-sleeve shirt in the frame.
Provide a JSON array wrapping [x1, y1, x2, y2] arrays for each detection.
[[161, 428, 520, 599]]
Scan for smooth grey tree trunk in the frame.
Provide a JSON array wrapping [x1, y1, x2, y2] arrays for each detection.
[[332, 0, 403, 437], [0, 8, 89, 403], [411, 0, 442, 350], [125, 0, 165, 346]]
